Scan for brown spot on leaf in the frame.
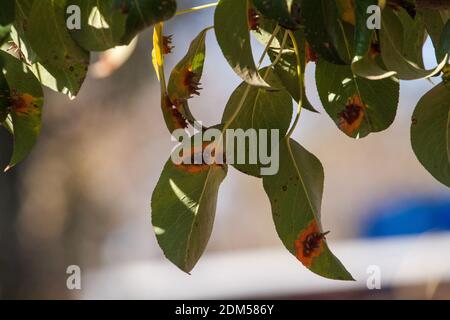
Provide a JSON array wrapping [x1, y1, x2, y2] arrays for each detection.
[[162, 94, 188, 130], [248, 7, 260, 32], [305, 42, 318, 63], [175, 141, 225, 173], [411, 117, 417, 125], [369, 40, 381, 59], [11, 92, 38, 115], [183, 69, 202, 98], [338, 95, 365, 135], [282, 185, 287, 191], [295, 220, 328, 267], [162, 35, 174, 55]]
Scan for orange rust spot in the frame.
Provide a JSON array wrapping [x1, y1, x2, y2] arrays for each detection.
[[248, 7, 260, 32], [176, 141, 225, 173], [294, 220, 328, 267], [162, 35, 174, 55], [11, 93, 38, 115], [338, 95, 365, 135], [305, 42, 318, 63]]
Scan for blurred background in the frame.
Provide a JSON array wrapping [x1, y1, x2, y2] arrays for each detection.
[[1, 1, 449, 299]]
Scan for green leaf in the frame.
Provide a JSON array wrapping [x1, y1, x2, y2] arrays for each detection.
[[0, 72, 10, 123], [316, 58, 399, 138], [0, 25, 11, 48], [252, 19, 318, 112], [151, 142, 227, 273], [252, 0, 300, 30], [168, 27, 210, 106], [221, 67, 292, 177], [0, 50, 44, 170], [419, 9, 449, 62], [112, 0, 177, 45], [263, 137, 353, 280], [411, 83, 450, 187], [67, 0, 126, 51], [0, 0, 15, 25], [354, 0, 377, 58], [299, 0, 347, 65], [439, 20, 450, 60], [11, 0, 38, 64], [214, 0, 271, 88], [17, 0, 90, 98], [380, 8, 447, 80]]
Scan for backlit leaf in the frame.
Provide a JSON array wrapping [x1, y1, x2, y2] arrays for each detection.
[[411, 83, 450, 187], [263, 137, 353, 280], [221, 67, 293, 177], [16, 0, 90, 98], [380, 7, 447, 80], [0, 50, 43, 170], [214, 0, 271, 88], [151, 140, 227, 273], [316, 58, 399, 138]]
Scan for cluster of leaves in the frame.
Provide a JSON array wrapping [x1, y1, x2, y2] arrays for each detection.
[[1, 0, 449, 280], [0, 0, 177, 170], [150, 0, 449, 280]]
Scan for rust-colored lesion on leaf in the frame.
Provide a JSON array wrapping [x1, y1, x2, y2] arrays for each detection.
[[10, 91, 40, 116], [305, 42, 318, 63], [338, 95, 366, 135], [162, 94, 188, 130], [295, 220, 329, 267], [162, 35, 174, 55], [176, 141, 225, 173], [182, 68, 202, 98], [369, 38, 381, 59], [247, 7, 260, 32]]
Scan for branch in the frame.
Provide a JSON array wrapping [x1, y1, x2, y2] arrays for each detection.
[[415, 0, 450, 9]]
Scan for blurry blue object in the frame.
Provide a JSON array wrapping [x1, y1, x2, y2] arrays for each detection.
[[362, 196, 450, 238]]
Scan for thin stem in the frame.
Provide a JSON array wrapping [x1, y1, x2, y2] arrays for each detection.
[[286, 30, 303, 138], [176, 2, 218, 16]]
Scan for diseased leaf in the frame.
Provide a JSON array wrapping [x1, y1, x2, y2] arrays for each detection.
[[16, 0, 90, 98], [67, 0, 127, 51], [214, 0, 271, 88], [0, 50, 43, 170], [354, 0, 377, 58], [299, 0, 347, 65], [411, 83, 450, 187], [168, 27, 211, 126], [380, 8, 447, 80], [221, 67, 293, 177], [151, 140, 227, 273], [316, 58, 399, 138], [252, 0, 300, 30], [263, 137, 353, 280], [11, 0, 38, 64]]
